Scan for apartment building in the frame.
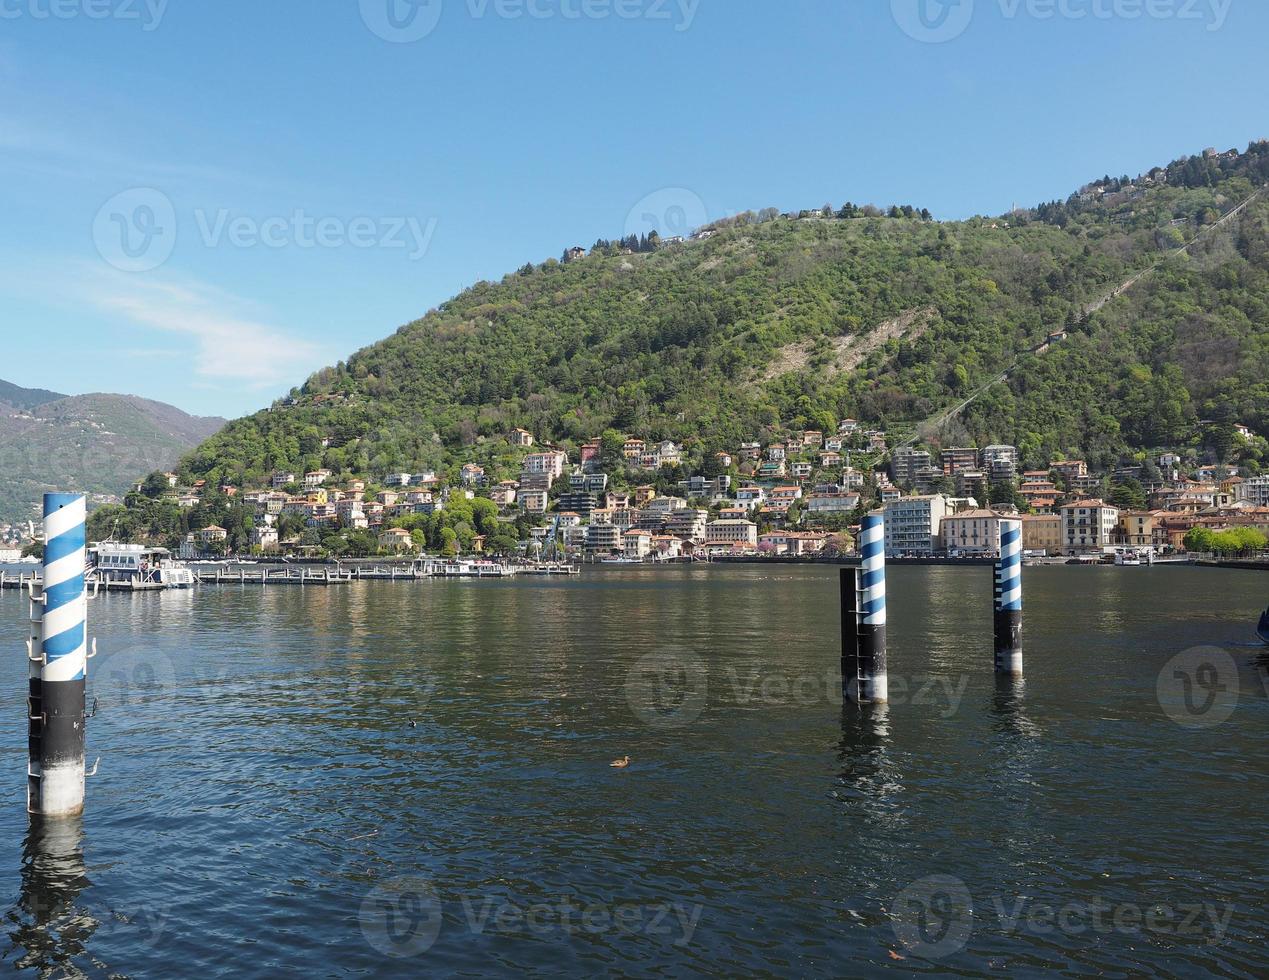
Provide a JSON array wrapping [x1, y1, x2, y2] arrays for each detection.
[[882, 494, 950, 556]]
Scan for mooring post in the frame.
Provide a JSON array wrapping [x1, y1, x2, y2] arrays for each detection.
[[840, 565, 859, 698], [30, 493, 89, 817], [25, 581, 44, 812], [843, 512, 888, 703], [994, 518, 1023, 675]]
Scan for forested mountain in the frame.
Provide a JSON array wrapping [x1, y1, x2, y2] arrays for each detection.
[[0, 380, 65, 413], [0, 386, 225, 523], [152, 143, 1269, 498]]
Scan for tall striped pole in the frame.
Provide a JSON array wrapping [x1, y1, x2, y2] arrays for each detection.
[[843, 512, 888, 703], [31, 493, 89, 817], [994, 518, 1023, 675]]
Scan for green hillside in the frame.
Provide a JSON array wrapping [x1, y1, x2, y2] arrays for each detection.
[[0, 379, 66, 413], [115, 143, 1269, 543], [0, 390, 225, 524]]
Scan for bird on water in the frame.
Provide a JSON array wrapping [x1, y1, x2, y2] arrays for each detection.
[[610, 756, 630, 769]]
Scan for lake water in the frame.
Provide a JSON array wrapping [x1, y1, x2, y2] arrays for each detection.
[[0, 565, 1266, 977]]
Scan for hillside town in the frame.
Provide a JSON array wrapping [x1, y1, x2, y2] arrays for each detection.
[[35, 416, 1262, 564]]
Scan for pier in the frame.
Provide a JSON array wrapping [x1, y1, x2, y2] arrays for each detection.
[[4, 560, 581, 591]]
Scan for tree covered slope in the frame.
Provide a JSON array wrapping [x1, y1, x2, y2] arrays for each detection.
[[173, 142, 1269, 491], [0, 389, 225, 522]]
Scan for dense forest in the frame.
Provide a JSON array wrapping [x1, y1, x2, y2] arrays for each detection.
[[118, 142, 1269, 539]]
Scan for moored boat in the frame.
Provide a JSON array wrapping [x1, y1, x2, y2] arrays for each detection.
[[90, 542, 196, 589]]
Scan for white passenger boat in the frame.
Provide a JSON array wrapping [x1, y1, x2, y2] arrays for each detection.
[[434, 559, 518, 578], [90, 543, 196, 589]]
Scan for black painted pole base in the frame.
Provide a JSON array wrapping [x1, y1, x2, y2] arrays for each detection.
[[33, 679, 85, 817], [994, 608, 1023, 675], [841, 568, 858, 700]]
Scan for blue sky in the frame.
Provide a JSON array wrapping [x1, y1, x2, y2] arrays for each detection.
[[0, 0, 1262, 419]]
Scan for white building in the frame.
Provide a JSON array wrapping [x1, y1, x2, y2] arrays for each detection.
[[705, 519, 758, 548], [735, 486, 765, 510], [1059, 499, 1120, 552], [523, 451, 568, 479], [882, 494, 949, 556], [806, 492, 861, 515], [1236, 475, 1269, 507], [645, 496, 687, 515], [623, 530, 653, 558], [665, 509, 708, 542], [585, 523, 624, 555], [250, 526, 280, 552]]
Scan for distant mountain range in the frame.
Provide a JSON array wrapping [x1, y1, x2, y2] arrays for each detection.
[[0, 380, 225, 524]]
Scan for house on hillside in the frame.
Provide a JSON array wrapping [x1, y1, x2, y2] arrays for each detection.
[[379, 528, 414, 552]]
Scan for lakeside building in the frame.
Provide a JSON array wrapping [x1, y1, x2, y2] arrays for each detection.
[[379, 528, 414, 552], [665, 509, 708, 542], [1059, 499, 1120, 553], [706, 519, 759, 549], [941, 508, 1004, 556], [759, 531, 830, 556], [1020, 514, 1062, 554], [883, 494, 949, 556], [622, 530, 653, 558], [585, 523, 624, 556], [1117, 511, 1170, 550]]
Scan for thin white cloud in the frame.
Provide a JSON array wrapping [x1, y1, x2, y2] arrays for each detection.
[[87, 272, 330, 388]]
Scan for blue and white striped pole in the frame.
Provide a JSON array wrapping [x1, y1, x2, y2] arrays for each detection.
[[994, 518, 1023, 675], [842, 512, 888, 703], [31, 493, 89, 817]]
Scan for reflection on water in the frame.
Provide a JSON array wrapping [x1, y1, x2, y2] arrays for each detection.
[[6, 819, 95, 976], [990, 674, 1042, 739], [836, 704, 907, 829], [0, 566, 1264, 977]]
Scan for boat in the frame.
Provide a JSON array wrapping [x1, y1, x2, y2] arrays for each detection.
[[1258, 607, 1269, 646], [1114, 548, 1141, 566], [600, 556, 643, 565], [89, 543, 196, 589], [433, 559, 518, 578]]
